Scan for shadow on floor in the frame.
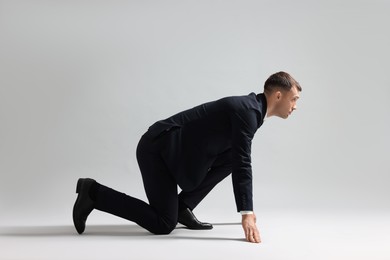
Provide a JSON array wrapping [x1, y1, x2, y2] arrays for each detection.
[[0, 222, 242, 239], [0, 224, 148, 237]]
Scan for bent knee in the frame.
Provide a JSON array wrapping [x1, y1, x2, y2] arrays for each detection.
[[152, 221, 176, 235]]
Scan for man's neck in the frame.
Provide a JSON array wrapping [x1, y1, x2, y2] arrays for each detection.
[[263, 92, 273, 118]]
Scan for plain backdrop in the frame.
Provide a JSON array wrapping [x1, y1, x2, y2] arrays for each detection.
[[0, 0, 389, 227]]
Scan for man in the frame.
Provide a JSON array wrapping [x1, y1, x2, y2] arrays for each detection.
[[73, 71, 301, 243]]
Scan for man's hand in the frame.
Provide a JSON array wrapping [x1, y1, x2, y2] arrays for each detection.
[[241, 213, 261, 243]]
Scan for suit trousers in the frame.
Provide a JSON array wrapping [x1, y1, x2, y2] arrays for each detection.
[[94, 131, 232, 235]]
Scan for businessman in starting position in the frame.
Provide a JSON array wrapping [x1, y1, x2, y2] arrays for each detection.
[[73, 71, 302, 243]]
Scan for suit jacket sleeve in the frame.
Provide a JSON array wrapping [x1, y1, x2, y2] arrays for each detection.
[[230, 109, 258, 212]]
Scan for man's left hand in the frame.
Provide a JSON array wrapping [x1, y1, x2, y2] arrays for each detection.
[[241, 213, 261, 243]]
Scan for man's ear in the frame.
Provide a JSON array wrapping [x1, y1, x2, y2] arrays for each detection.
[[276, 91, 282, 100]]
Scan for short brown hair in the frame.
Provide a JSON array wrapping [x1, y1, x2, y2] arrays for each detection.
[[264, 71, 302, 93]]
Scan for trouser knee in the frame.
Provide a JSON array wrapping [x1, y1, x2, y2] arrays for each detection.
[[152, 226, 175, 235], [151, 220, 177, 235]]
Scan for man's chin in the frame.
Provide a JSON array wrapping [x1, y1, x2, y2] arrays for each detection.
[[276, 115, 289, 119]]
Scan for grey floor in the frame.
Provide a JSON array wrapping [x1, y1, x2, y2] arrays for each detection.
[[1, 208, 389, 260]]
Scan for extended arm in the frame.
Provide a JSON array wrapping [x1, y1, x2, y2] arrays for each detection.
[[230, 111, 261, 243]]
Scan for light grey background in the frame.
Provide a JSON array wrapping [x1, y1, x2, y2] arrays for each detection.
[[1, 0, 389, 227], [1, 1, 390, 259]]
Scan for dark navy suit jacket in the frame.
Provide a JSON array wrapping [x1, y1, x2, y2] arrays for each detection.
[[146, 93, 267, 211]]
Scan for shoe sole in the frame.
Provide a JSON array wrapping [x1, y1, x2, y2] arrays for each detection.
[[73, 178, 92, 234], [76, 178, 82, 194]]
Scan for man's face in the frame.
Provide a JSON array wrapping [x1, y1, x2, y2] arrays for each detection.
[[275, 86, 300, 119]]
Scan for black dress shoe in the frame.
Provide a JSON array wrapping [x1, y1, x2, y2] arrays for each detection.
[[178, 208, 213, 230], [73, 178, 96, 234]]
